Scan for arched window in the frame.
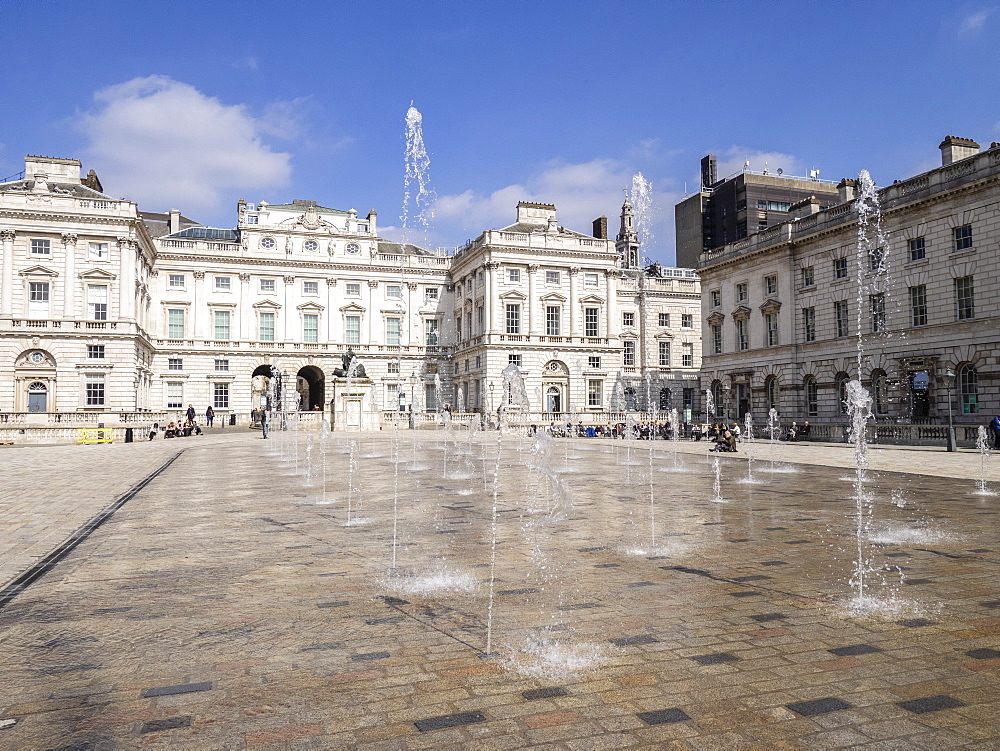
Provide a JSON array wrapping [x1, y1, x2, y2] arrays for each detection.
[[659, 387, 671, 410], [960, 364, 979, 414], [805, 377, 818, 417], [765, 376, 777, 411], [872, 370, 888, 415], [712, 381, 724, 419], [836, 373, 850, 414]]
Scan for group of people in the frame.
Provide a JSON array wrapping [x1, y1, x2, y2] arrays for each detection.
[[148, 404, 213, 440]]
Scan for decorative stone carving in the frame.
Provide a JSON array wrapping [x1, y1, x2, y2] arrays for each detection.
[[285, 236, 293, 253], [528, 264, 539, 273], [326, 277, 337, 286], [484, 261, 500, 271], [61, 233, 78, 245], [406, 282, 418, 290], [238, 273, 251, 282], [117, 237, 131, 248], [759, 298, 782, 315], [193, 271, 206, 280], [293, 205, 333, 231], [367, 280, 379, 288], [731, 305, 752, 321], [0, 229, 15, 242], [569, 267, 580, 275], [283, 275, 295, 285]]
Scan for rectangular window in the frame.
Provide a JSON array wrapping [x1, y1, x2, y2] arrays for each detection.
[[710, 289, 721, 308], [508, 354, 522, 367], [425, 287, 439, 300], [387, 382, 400, 407], [385, 317, 400, 345], [30, 239, 50, 255], [736, 318, 749, 351], [345, 315, 360, 344], [545, 270, 560, 285], [835, 300, 850, 337], [954, 224, 973, 252], [834, 257, 848, 279], [456, 316, 462, 340], [464, 358, 470, 372], [505, 304, 521, 335], [302, 281, 319, 295], [85, 374, 105, 406], [168, 274, 185, 288], [166, 382, 182, 409], [168, 308, 185, 339], [345, 282, 361, 297], [28, 281, 50, 317], [683, 388, 694, 410], [477, 306, 484, 334], [623, 340, 636, 366], [87, 284, 108, 321], [870, 293, 886, 333], [588, 356, 601, 369], [465, 311, 472, 338], [681, 313, 693, 328], [258, 311, 274, 342], [215, 276, 231, 291], [545, 306, 561, 336], [425, 318, 439, 346], [477, 271, 484, 287], [587, 379, 603, 407], [765, 313, 779, 346], [386, 285, 401, 299], [909, 285, 927, 327], [87, 344, 105, 360], [213, 382, 229, 409], [803, 307, 816, 342], [736, 282, 748, 301], [214, 359, 229, 372], [908, 237, 926, 261], [658, 312, 670, 327], [682, 342, 694, 367], [711, 324, 722, 355], [89, 242, 108, 261], [167, 358, 183, 371], [869, 247, 886, 272], [765, 275, 778, 295], [585, 307, 599, 337], [955, 276, 975, 320], [584, 272, 598, 287], [659, 341, 670, 367], [425, 383, 437, 411], [475, 355, 481, 369], [387, 360, 400, 374], [303, 314, 319, 343], [622, 311, 635, 327], [260, 278, 276, 293], [508, 268, 520, 283], [801, 266, 815, 287], [213, 310, 231, 340]]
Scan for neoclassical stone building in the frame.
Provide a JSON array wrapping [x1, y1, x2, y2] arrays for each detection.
[[697, 136, 1000, 433], [0, 155, 701, 426]]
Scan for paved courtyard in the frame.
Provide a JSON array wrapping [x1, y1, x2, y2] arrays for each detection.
[[1, 428, 999, 749]]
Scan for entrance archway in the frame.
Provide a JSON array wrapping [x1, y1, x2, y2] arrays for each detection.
[[297, 366, 325, 411], [545, 386, 562, 413], [27, 381, 47, 413]]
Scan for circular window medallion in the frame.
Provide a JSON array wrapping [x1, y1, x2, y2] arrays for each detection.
[[29, 352, 44, 364], [304, 240, 318, 252], [261, 237, 276, 249], [548, 362, 560, 371], [346, 243, 361, 255]]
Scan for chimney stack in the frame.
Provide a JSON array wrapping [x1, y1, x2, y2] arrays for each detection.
[[592, 215, 608, 239], [837, 178, 856, 203], [788, 196, 821, 221], [939, 136, 980, 166], [168, 209, 181, 235]]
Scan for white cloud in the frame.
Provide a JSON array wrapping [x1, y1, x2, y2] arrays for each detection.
[[959, 8, 994, 33], [79, 76, 292, 218], [714, 146, 804, 181]]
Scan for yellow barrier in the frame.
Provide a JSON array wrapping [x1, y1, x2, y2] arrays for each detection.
[[77, 428, 114, 444]]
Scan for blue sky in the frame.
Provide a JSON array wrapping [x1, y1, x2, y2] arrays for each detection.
[[2, 0, 998, 264]]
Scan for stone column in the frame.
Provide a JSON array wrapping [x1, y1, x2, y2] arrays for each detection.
[[117, 237, 134, 321], [406, 282, 418, 345], [568, 267, 579, 338], [326, 278, 337, 342], [367, 280, 379, 344], [605, 269, 618, 341], [485, 262, 498, 336], [0, 229, 14, 316], [62, 233, 78, 319], [193, 271, 206, 340], [238, 273, 251, 340], [283, 276, 295, 341], [527, 264, 539, 336]]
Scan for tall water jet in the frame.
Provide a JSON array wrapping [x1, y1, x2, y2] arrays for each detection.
[[401, 103, 436, 247], [631, 172, 654, 262], [846, 380, 875, 604], [975, 426, 994, 495], [743, 412, 758, 484], [705, 389, 715, 422], [711, 455, 724, 503]]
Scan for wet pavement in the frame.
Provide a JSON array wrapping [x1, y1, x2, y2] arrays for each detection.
[[1, 429, 998, 749]]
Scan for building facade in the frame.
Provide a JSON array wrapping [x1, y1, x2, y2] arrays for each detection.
[[695, 136, 1000, 433], [0, 156, 701, 425]]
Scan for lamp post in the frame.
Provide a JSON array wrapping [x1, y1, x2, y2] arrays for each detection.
[[944, 368, 957, 452], [721, 381, 731, 421], [408, 371, 417, 429]]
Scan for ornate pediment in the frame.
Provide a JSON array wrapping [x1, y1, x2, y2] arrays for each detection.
[[290, 205, 335, 231], [539, 292, 567, 303], [80, 267, 117, 280], [731, 305, 752, 321], [252, 299, 281, 310], [499, 290, 527, 301], [18, 265, 58, 277], [296, 301, 325, 312], [579, 293, 606, 304], [759, 298, 782, 315], [707, 311, 726, 326]]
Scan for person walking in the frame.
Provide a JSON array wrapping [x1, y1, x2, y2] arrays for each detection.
[[186, 404, 196, 422], [205, 405, 215, 427], [990, 414, 1000, 449]]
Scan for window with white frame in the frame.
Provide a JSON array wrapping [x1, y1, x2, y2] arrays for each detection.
[[658, 312, 670, 327], [545, 306, 561, 336], [476, 306, 484, 334], [258, 311, 275, 341], [85, 374, 105, 406], [385, 317, 400, 345], [954, 224, 973, 252], [166, 382, 183, 409], [508, 354, 522, 367], [215, 276, 231, 291], [736, 318, 749, 351], [87, 285, 108, 321], [955, 276, 975, 320], [167, 358, 183, 371], [835, 300, 850, 337], [425, 287, 439, 301], [585, 307, 599, 337], [213, 382, 230, 409], [302, 314, 319, 343], [587, 379, 602, 407], [801, 266, 815, 287], [623, 340, 636, 366], [213, 310, 231, 340], [736, 282, 748, 301], [387, 382, 400, 408], [28, 282, 49, 317], [302, 281, 319, 295], [214, 359, 229, 371], [545, 270, 560, 285], [710, 289, 721, 307], [765, 312, 779, 346], [345, 282, 361, 297], [682, 342, 694, 367], [505, 304, 520, 334], [588, 355, 601, 369], [659, 341, 670, 366], [386, 285, 401, 299], [765, 275, 778, 296], [260, 278, 275, 293], [168, 274, 185, 288], [425, 318, 439, 345], [681, 314, 693, 328], [870, 293, 886, 333], [803, 307, 816, 342], [87, 344, 105, 359], [89, 242, 108, 261], [30, 239, 50, 256], [387, 360, 400, 374], [345, 315, 361, 344], [622, 311, 635, 327], [475, 355, 481, 369], [584, 272, 598, 288], [508, 268, 520, 283], [711, 324, 722, 355], [167, 308, 185, 339]]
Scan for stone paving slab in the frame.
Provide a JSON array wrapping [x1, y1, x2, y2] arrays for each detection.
[[0, 430, 997, 749]]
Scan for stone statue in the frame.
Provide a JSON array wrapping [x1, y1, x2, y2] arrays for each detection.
[[334, 348, 367, 378]]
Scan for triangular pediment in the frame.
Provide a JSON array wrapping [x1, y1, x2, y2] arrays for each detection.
[[539, 292, 567, 303], [80, 267, 117, 280], [707, 311, 726, 326], [253, 299, 281, 310], [297, 301, 325, 312], [499, 290, 527, 301], [731, 305, 752, 321], [18, 264, 58, 277], [339, 303, 366, 313], [579, 294, 605, 304], [759, 298, 782, 315]]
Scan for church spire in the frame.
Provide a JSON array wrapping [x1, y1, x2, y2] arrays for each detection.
[[616, 189, 639, 269]]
